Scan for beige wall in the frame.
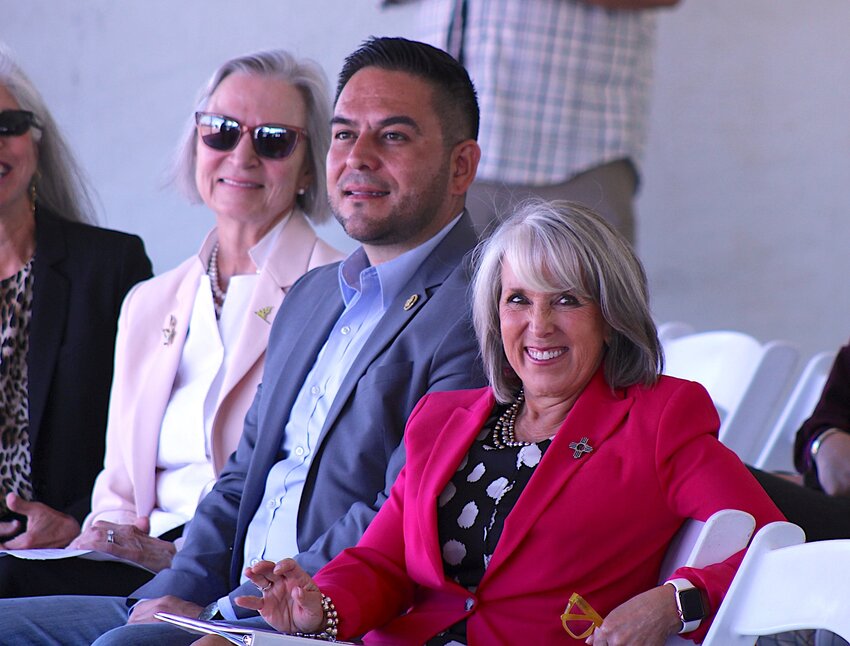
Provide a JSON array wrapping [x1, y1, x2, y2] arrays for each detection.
[[639, 0, 850, 357]]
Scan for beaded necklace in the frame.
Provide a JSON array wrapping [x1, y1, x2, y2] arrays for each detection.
[[491, 389, 530, 449], [207, 242, 227, 318]]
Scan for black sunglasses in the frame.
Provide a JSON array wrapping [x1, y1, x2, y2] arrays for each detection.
[[194, 112, 308, 160], [0, 110, 40, 137]]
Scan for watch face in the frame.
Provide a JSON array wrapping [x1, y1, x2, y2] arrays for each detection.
[[679, 587, 705, 622]]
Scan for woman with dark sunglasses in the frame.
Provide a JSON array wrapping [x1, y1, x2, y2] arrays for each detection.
[[0, 49, 152, 554], [0, 49, 342, 598]]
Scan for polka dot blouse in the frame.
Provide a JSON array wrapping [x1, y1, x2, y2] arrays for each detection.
[[428, 404, 552, 645]]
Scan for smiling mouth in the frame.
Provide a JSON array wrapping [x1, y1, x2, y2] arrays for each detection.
[[219, 178, 262, 189], [526, 348, 566, 361]]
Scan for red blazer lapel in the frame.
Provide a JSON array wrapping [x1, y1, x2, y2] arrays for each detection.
[[415, 390, 497, 586], [484, 370, 634, 578]]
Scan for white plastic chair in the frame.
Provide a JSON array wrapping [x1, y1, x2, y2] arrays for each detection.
[[662, 331, 799, 463], [700, 521, 850, 645], [659, 510, 756, 646], [754, 350, 836, 473]]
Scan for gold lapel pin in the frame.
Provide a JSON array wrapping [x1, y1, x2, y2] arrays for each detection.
[[162, 315, 177, 346], [255, 306, 273, 323], [403, 294, 419, 311], [568, 437, 594, 459]]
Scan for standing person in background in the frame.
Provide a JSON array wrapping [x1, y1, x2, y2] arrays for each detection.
[[0, 48, 343, 597], [384, 0, 681, 241], [0, 47, 152, 549]]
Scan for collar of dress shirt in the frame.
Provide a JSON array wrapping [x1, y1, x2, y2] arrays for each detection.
[[337, 212, 463, 309], [196, 210, 294, 273]]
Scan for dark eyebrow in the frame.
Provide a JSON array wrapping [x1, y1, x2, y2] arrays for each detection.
[[378, 116, 421, 134], [330, 115, 422, 135], [330, 116, 354, 127]]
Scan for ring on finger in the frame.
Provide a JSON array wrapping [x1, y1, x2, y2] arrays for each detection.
[[257, 581, 273, 592], [106, 529, 116, 545]]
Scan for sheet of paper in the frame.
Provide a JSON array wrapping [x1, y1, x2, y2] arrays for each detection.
[[0, 548, 155, 572], [155, 612, 360, 644]]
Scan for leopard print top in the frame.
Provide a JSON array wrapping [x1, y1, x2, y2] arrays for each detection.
[[0, 258, 34, 518]]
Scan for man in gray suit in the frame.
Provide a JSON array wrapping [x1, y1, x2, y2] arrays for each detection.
[[0, 37, 486, 645]]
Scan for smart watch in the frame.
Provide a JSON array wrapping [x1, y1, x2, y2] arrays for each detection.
[[665, 578, 706, 634]]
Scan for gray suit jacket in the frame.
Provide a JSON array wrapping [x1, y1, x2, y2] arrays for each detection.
[[133, 214, 486, 612]]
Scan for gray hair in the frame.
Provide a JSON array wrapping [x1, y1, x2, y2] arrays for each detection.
[[172, 49, 332, 221], [471, 200, 662, 403], [0, 46, 96, 223]]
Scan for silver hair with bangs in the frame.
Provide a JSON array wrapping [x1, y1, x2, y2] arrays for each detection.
[[171, 49, 332, 221], [471, 199, 662, 403]]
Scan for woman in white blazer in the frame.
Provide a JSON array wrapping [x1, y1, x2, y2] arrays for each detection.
[[0, 49, 343, 598]]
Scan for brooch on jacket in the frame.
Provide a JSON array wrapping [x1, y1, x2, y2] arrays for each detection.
[[568, 437, 594, 459], [162, 315, 177, 346]]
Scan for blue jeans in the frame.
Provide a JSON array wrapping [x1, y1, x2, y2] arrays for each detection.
[[0, 595, 128, 645], [0, 594, 271, 646]]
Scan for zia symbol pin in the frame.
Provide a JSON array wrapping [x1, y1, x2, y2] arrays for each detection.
[[568, 437, 593, 459]]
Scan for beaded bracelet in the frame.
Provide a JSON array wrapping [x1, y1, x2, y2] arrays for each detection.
[[293, 594, 338, 641]]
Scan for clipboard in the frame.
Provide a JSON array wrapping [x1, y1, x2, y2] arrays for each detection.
[[154, 611, 358, 645]]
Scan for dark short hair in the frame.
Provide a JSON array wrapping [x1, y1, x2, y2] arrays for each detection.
[[335, 36, 479, 147]]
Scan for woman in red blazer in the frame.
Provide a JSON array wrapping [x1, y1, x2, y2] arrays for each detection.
[[227, 201, 784, 645]]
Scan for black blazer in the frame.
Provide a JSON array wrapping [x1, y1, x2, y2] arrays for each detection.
[[23, 208, 152, 524]]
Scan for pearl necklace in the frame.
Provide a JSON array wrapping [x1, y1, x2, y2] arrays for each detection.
[[491, 389, 530, 449], [207, 242, 227, 318]]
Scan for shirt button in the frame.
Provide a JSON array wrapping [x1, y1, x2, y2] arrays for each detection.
[[294, 446, 305, 457], [310, 385, 320, 396], [250, 558, 260, 567], [266, 499, 276, 510], [340, 325, 351, 335], [465, 597, 475, 612]]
